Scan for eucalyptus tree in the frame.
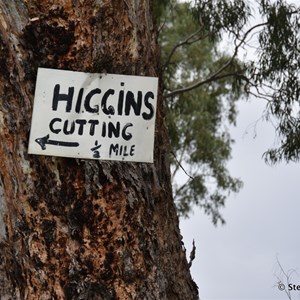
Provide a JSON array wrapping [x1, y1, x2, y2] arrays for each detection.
[[0, 1, 198, 299]]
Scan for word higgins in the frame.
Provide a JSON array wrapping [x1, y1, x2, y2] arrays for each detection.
[[50, 82, 155, 137], [28, 68, 158, 163]]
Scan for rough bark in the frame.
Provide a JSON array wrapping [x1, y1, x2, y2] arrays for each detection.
[[0, 1, 198, 299]]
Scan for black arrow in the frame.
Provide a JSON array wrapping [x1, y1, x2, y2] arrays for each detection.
[[35, 134, 79, 150]]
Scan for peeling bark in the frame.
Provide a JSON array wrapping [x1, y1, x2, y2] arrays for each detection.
[[0, 1, 198, 299]]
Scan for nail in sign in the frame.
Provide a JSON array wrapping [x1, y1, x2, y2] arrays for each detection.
[[28, 68, 158, 163]]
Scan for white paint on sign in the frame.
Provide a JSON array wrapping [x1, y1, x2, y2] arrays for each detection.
[[28, 68, 158, 163]]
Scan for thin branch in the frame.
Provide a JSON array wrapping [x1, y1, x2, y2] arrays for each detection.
[[173, 180, 190, 201], [162, 28, 206, 72], [164, 22, 268, 99], [171, 148, 186, 181], [248, 91, 272, 102], [274, 256, 294, 300], [158, 19, 167, 35], [164, 72, 247, 99], [171, 151, 194, 181], [273, 255, 300, 300]]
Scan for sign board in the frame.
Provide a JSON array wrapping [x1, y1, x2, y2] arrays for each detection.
[[28, 68, 158, 163]]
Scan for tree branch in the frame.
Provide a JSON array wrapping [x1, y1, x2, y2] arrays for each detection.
[[162, 28, 207, 72], [164, 72, 248, 99], [173, 180, 191, 202], [164, 22, 268, 99], [171, 148, 186, 181], [274, 256, 297, 300], [171, 151, 194, 181]]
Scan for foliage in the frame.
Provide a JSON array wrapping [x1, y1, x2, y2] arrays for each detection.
[[159, 2, 244, 224], [192, 0, 251, 39], [159, 0, 300, 224], [253, 0, 300, 163], [153, 0, 175, 21], [193, 0, 300, 163]]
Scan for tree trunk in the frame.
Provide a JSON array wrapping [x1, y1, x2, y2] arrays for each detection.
[[0, 1, 198, 299]]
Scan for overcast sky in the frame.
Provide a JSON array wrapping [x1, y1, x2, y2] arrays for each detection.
[[180, 96, 300, 300]]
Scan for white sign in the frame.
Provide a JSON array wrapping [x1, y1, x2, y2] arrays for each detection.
[[28, 68, 158, 163]]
